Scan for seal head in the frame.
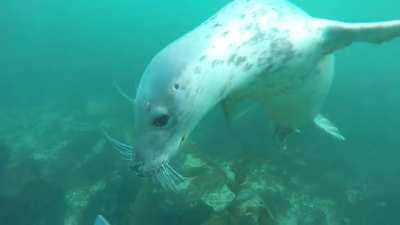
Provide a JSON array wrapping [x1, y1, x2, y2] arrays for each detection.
[[131, 44, 199, 189]]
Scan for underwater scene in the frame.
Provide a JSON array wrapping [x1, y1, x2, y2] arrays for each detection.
[[1, 0, 400, 225]]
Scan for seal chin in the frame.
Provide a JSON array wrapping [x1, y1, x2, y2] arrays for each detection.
[[129, 161, 162, 178], [153, 162, 186, 192]]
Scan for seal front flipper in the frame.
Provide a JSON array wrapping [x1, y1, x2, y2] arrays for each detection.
[[221, 101, 255, 126], [221, 95, 255, 126], [319, 19, 400, 54], [314, 114, 345, 141], [273, 126, 300, 151], [220, 94, 257, 151]]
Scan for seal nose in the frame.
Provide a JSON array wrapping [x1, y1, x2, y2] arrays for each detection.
[[129, 161, 141, 172], [129, 161, 146, 177]]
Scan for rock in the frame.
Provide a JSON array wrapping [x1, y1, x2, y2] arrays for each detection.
[[229, 194, 272, 225], [181, 153, 236, 213], [64, 179, 107, 225], [0, 105, 356, 225], [129, 181, 214, 225], [201, 184, 235, 212], [0, 158, 42, 197], [76, 173, 141, 225], [0, 178, 66, 225], [201, 212, 232, 225], [276, 194, 342, 225], [129, 151, 236, 225], [0, 141, 10, 173]]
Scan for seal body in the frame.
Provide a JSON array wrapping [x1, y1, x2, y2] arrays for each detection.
[[133, 0, 327, 175], [178, 0, 333, 128], [127, 0, 400, 187]]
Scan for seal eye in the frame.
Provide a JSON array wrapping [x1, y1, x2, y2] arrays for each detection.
[[152, 114, 170, 127]]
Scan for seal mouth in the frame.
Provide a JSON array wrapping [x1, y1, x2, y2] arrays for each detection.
[[104, 131, 186, 191], [129, 159, 186, 191]]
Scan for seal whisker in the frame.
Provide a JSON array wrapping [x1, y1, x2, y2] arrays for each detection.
[[164, 167, 180, 185], [161, 166, 175, 191], [161, 175, 168, 190], [165, 163, 185, 182], [113, 148, 132, 157], [164, 165, 178, 191], [103, 131, 133, 149], [158, 163, 186, 192], [103, 131, 134, 160], [151, 164, 180, 192], [121, 154, 133, 161], [113, 81, 135, 104], [155, 172, 167, 190]]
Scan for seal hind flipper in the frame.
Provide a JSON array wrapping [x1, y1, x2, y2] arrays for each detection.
[[314, 114, 345, 141], [320, 19, 400, 54], [95, 215, 111, 225]]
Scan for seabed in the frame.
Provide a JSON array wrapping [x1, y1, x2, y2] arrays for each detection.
[[0, 100, 383, 225]]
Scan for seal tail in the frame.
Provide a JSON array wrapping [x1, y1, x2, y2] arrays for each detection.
[[94, 215, 111, 225], [318, 19, 400, 54]]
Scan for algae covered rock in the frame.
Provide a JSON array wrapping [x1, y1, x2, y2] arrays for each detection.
[[129, 151, 237, 225], [228, 194, 272, 225], [200, 211, 232, 225], [0, 106, 139, 225], [0, 178, 66, 225], [0, 106, 362, 225], [276, 194, 342, 225], [181, 153, 236, 212], [128, 147, 349, 225], [200, 184, 235, 212]]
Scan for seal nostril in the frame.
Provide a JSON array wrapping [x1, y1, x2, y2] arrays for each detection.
[[174, 83, 180, 90], [152, 114, 170, 127]]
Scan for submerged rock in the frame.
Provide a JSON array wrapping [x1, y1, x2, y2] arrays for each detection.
[[0, 106, 365, 225], [276, 194, 341, 225], [129, 151, 237, 225], [201, 212, 232, 225], [228, 194, 272, 225], [0, 178, 66, 225], [0, 141, 10, 173], [126, 147, 350, 225], [200, 184, 235, 212], [77, 173, 141, 225]]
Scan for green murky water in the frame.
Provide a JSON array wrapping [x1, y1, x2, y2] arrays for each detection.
[[1, 1, 400, 225]]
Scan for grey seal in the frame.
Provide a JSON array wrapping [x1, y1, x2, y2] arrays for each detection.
[[106, 0, 400, 191]]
